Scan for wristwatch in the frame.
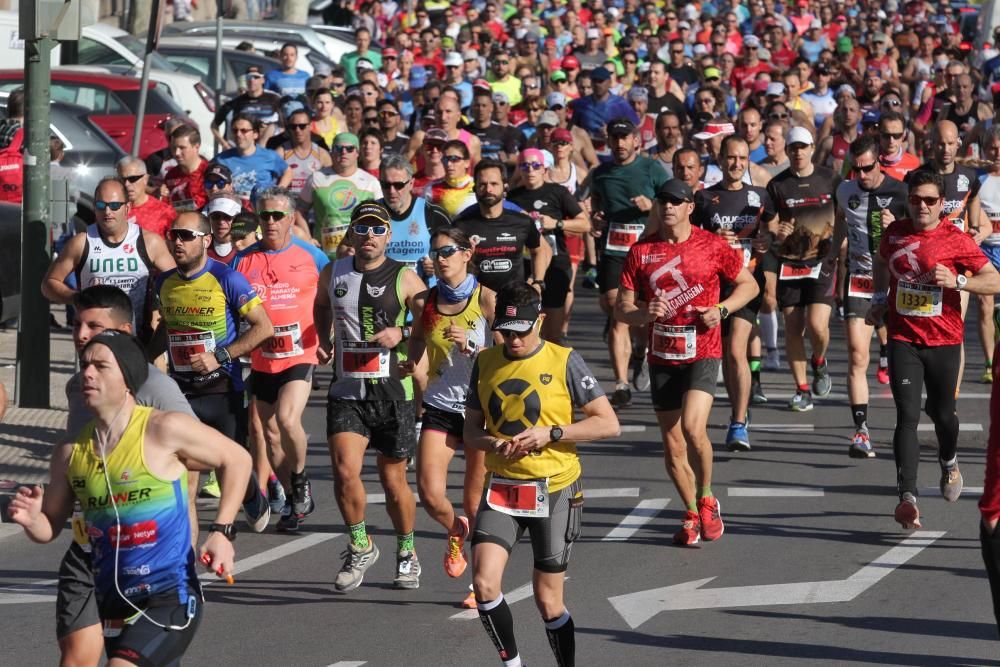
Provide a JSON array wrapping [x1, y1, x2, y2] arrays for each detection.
[[555, 220, 565, 231], [715, 304, 730, 320], [956, 274, 968, 291], [530, 278, 546, 290], [214, 347, 232, 366], [208, 523, 237, 542], [400, 326, 412, 341], [550, 426, 564, 442]]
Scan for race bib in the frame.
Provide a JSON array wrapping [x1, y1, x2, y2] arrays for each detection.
[[779, 262, 822, 281], [486, 475, 549, 517], [341, 340, 390, 378], [606, 222, 644, 253], [847, 273, 875, 299], [321, 224, 348, 255], [896, 280, 943, 317], [651, 324, 696, 361], [262, 322, 304, 359], [168, 331, 216, 372], [730, 239, 752, 268]]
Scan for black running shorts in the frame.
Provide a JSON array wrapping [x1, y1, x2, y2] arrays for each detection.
[[56, 542, 99, 639], [188, 392, 247, 445], [841, 272, 875, 320], [650, 358, 721, 412], [104, 591, 202, 667], [541, 257, 573, 309], [721, 268, 764, 335], [420, 403, 465, 439], [250, 364, 314, 404], [472, 477, 583, 573], [597, 255, 626, 295], [326, 398, 417, 459], [776, 259, 837, 309]]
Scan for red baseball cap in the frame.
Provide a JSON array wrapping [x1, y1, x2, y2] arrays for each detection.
[[382, 48, 398, 58], [552, 128, 573, 143], [562, 55, 580, 70]]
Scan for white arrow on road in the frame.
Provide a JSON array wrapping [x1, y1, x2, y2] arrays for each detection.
[[608, 531, 944, 629]]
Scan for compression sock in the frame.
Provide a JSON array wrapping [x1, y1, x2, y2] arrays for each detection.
[[851, 404, 868, 431], [686, 499, 697, 511], [798, 383, 810, 393], [478, 594, 520, 666], [697, 486, 713, 499], [811, 355, 826, 368], [349, 521, 369, 549], [544, 610, 576, 667], [397, 531, 415, 553], [750, 356, 762, 384], [760, 310, 778, 350]]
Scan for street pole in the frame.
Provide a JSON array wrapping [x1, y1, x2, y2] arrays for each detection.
[[131, 0, 163, 157], [16, 36, 55, 408], [215, 0, 224, 155]]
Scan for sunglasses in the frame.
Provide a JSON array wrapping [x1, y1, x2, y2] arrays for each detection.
[[909, 194, 941, 207], [499, 327, 535, 339], [167, 228, 208, 242], [442, 155, 467, 164], [205, 178, 228, 189], [549, 104, 565, 111], [882, 99, 902, 107], [854, 161, 878, 173], [379, 110, 399, 117], [95, 200, 126, 211], [705, 76, 720, 82], [881, 131, 904, 140], [552, 140, 571, 147], [769, 112, 790, 120], [658, 195, 688, 206], [352, 224, 389, 236], [380, 179, 411, 191], [429, 244, 469, 259], [123, 174, 146, 183], [494, 60, 510, 65], [333, 145, 358, 153], [364, 117, 379, 124], [519, 161, 544, 172], [289, 123, 309, 130], [259, 210, 287, 222]]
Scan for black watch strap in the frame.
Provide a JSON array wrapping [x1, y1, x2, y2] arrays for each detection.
[[214, 346, 232, 365], [209, 523, 237, 542]]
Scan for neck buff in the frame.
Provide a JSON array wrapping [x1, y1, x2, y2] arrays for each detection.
[[439, 274, 477, 303]]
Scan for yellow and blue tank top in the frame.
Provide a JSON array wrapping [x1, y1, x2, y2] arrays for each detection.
[[155, 259, 261, 395], [421, 285, 490, 414], [67, 406, 195, 616]]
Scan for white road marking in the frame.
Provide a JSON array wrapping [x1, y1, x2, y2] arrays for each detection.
[[326, 662, 367, 667], [200, 533, 341, 586], [918, 486, 983, 497], [917, 423, 982, 432], [587, 487, 641, 499], [0, 578, 59, 604], [727, 487, 825, 497], [366, 493, 386, 504], [602, 499, 670, 541], [747, 424, 815, 432], [451, 577, 569, 620], [619, 424, 647, 433], [762, 391, 993, 401]]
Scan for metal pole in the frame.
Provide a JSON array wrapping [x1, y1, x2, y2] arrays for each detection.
[[130, 0, 162, 156], [16, 36, 55, 408], [215, 0, 224, 155]]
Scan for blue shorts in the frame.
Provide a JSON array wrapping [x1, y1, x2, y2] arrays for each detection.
[[982, 244, 1000, 271]]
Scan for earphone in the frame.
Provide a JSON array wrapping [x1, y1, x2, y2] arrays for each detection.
[[97, 398, 195, 632]]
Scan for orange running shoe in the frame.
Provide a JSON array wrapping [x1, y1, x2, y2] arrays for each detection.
[[444, 516, 470, 578], [673, 510, 701, 546], [698, 496, 724, 541]]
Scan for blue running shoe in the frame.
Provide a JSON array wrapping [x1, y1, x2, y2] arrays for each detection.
[[726, 421, 750, 452]]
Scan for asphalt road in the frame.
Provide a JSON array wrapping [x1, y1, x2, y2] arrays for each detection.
[[2, 288, 999, 666]]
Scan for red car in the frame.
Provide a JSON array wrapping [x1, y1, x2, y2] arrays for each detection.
[[0, 69, 190, 158]]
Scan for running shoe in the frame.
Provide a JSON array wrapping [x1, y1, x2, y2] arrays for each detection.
[[610, 382, 632, 408], [788, 390, 813, 412], [444, 516, 470, 578], [698, 497, 724, 541], [462, 590, 478, 609], [394, 550, 422, 590], [334, 540, 380, 592], [582, 266, 599, 289], [750, 380, 768, 405], [811, 359, 832, 397], [267, 477, 287, 514], [940, 463, 963, 502], [673, 510, 701, 546], [631, 355, 650, 392], [276, 504, 302, 532], [877, 365, 890, 385], [726, 421, 750, 452], [982, 368, 994, 384], [199, 470, 221, 498], [242, 479, 271, 533], [849, 430, 875, 459], [894, 493, 921, 530], [292, 477, 315, 518], [763, 348, 781, 371]]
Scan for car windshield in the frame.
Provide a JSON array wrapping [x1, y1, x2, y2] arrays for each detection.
[[115, 34, 179, 72], [115, 85, 187, 117]]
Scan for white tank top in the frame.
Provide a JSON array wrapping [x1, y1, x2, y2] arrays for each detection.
[[549, 162, 579, 196], [980, 174, 1000, 246], [75, 222, 153, 329], [282, 143, 327, 197]]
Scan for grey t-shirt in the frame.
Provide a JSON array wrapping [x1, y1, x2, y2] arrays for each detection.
[[65, 363, 195, 438]]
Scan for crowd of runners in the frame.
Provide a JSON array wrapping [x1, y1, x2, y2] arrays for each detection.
[[7, 0, 1000, 664]]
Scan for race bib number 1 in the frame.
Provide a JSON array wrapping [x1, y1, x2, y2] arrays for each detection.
[[896, 280, 943, 317], [847, 274, 874, 299], [168, 331, 216, 372], [486, 476, 550, 517], [606, 223, 644, 253], [321, 224, 348, 255], [779, 263, 821, 281], [262, 322, 304, 359], [651, 324, 696, 361]]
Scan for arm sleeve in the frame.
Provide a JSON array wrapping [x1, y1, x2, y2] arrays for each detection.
[[564, 350, 606, 407], [465, 359, 482, 411]]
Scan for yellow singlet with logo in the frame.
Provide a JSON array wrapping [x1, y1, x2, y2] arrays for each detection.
[[474, 343, 580, 491]]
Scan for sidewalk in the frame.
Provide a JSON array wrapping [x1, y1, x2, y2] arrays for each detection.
[[0, 318, 76, 523]]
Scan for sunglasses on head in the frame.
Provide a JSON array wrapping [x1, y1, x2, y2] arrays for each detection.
[[334, 145, 358, 153], [380, 179, 411, 191], [123, 174, 146, 183], [167, 228, 208, 242], [205, 178, 228, 189], [352, 223, 389, 236], [442, 155, 466, 164], [909, 194, 941, 207], [854, 161, 878, 173], [95, 200, 126, 211], [429, 244, 469, 259], [519, 161, 544, 172], [259, 210, 287, 222]]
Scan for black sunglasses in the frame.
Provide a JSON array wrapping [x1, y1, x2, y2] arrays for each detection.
[[380, 179, 411, 191], [259, 210, 287, 222], [854, 161, 878, 173], [205, 179, 228, 189], [167, 228, 207, 242], [429, 244, 469, 259], [123, 174, 146, 183], [289, 123, 309, 130], [96, 200, 126, 211]]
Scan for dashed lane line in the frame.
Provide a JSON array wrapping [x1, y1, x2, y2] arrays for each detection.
[[602, 499, 670, 541]]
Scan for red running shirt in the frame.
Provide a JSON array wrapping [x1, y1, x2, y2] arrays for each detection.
[[620, 226, 743, 366], [164, 158, 210, 213], [129, 197, 177, 238], [879, 218, 988, 347]]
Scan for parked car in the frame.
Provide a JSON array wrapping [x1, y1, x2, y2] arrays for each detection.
[[157, 35, 338, 77], [155, 45, 281, 97], [0, 69, 189, 158], [158, 19, 360, 62]]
